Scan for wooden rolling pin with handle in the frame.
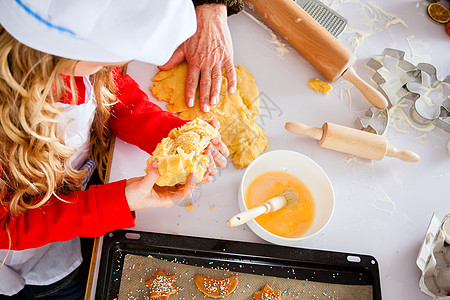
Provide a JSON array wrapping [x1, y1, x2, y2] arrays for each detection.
[[243, 0, 388, 109], [285, 121, 420, 162]]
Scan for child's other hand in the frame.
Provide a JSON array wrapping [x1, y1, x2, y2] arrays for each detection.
[[125, 161, 198, 211], [202, 140, 228, 183], [203, 119, 229, 183]]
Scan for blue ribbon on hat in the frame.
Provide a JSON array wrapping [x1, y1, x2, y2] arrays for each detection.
[[15, 0, 75, 35]]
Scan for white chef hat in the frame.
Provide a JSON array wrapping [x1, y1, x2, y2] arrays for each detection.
[[0, 0, 197, 65]]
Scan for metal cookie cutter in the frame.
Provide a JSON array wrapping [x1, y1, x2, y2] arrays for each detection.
[[406, 63, 450, 133], [361, 48, 450, 134], [356, 48, 416, 135], [368, 48, 417, 107], [356, 106, 389, 136]]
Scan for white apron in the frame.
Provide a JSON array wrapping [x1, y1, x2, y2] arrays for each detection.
[[0, 76, 97, 295]]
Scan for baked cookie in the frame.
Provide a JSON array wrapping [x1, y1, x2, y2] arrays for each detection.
[[253, 284, 282, 300], [145, 270, 178, 299], [194, 274, 238, 298]]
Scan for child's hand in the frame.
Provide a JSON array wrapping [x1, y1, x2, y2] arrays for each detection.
[[202, 120, 229, 183], [125, 161, 199, 211], [202, 140, 228, 183]]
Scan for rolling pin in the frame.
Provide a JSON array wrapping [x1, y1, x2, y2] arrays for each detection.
[[285, 121, 420, 162], [244, 0, 388, 109]]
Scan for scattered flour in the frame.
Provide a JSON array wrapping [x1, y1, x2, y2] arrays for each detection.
[[322, 0, 408, 51], [389, 100, 436, 133], [406, 35, 432, 64], [243, 10, 290, 58]]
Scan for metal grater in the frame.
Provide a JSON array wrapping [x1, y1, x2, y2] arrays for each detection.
[[295, 0, 348, 37]]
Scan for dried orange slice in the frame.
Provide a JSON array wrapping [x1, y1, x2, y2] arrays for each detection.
[[427, 3, 450, 24]]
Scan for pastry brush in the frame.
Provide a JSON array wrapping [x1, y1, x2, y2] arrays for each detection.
[[226, 188, 299, 227]]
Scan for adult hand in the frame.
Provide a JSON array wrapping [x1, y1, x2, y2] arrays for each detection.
[[125, 161, 199, 211], [159, 4, 237, 113]]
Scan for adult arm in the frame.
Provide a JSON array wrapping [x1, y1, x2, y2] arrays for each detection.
[[192, 0, 244, 16], [159, 1, 244, 113]]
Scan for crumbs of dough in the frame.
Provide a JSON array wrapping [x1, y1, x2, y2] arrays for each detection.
[[308, 78, 333, 95]]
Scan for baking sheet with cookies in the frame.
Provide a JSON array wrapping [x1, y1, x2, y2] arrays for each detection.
[[96, 230, 381, 299]]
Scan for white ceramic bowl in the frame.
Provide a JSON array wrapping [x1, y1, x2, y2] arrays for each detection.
[[238, 150, 334, 246]]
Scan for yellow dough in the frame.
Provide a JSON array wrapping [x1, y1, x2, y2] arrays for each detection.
[[147, 118, 219, 186], [150, 62, 268, 169], [308, 78, 333, 95]]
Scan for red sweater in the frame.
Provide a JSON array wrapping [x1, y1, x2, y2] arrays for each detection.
[[0, 71, 187, 250]]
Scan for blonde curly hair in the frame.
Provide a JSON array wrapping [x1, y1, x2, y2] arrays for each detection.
[[0, 26, 117, 216]]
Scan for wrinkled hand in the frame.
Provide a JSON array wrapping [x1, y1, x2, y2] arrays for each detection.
[[159, 4, 236, 113], [125, 162, 199, 211]]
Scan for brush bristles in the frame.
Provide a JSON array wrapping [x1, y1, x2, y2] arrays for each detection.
[[282, 188, 299, 206]]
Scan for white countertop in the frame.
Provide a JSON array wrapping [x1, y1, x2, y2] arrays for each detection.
[[90, 1, 450, 299]]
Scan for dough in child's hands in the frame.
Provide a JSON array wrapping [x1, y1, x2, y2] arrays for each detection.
[[194, 274, 238, 298], [147, 118, 220, 186]]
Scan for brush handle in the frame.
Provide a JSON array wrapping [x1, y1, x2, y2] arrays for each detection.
[[226, 204, 270, 227]]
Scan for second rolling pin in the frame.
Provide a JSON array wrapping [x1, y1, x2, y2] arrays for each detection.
[[285, 121, 420, 162]]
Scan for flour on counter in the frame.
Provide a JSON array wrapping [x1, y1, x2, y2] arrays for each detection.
[[406, 35, 432, 64], [415, 134, 428, 143], [369, 202, 394, 214], [342, 155, 360, 163], [370, 3, 408, 28], [377, 193, 397, 211], [326, 0, 407, 28], [243, 10, 290, 58], [323, 0, 408, 51], [337, 80, 354, 109], [389, 100, 436, 133]]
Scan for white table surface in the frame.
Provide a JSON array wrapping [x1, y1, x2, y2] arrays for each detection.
[[90, 1, 450, 299]]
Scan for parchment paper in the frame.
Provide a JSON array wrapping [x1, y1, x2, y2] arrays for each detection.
[[118, 254, 373, 300]]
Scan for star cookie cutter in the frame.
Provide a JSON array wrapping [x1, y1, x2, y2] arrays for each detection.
[[406, 63, 450, 132]]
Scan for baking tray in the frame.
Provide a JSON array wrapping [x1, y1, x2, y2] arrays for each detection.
[[95, 229, 382, 299]]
